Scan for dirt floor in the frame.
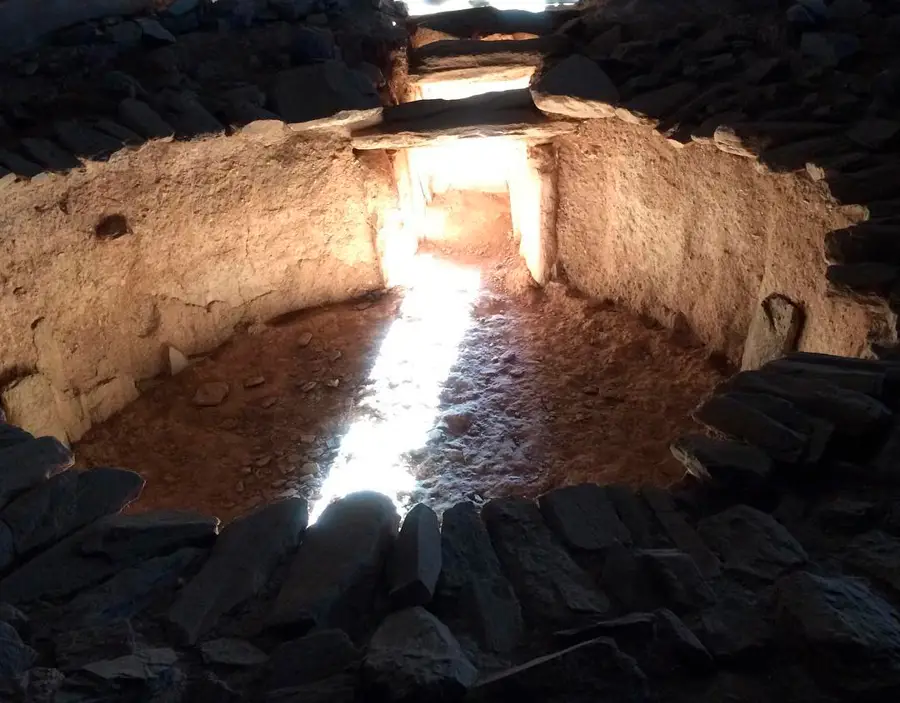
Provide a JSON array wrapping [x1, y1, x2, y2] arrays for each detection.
[[75, 199, 729, 523]]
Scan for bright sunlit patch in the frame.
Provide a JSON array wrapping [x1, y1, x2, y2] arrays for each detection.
[[309, 255, 481, 523], [404, 0, 573, 16], [418, 74, 533, 101]]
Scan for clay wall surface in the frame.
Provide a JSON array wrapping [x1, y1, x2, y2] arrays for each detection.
[[0, 131, 382, 442], [556, 119, 874, 364]]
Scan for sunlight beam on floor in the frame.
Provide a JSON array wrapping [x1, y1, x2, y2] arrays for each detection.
[[308, 254, 481, 522]]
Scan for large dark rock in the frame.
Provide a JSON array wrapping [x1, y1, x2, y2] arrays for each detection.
[[469, 636, 649, 703], [531, 54, 619, 119], [0, 511, 217, 604], [265, 674, 357, 703], [699, 592, 773, 661], [775, 571, 900, 697], [266, 629, 360, 691], [118, 99, 175, 139], [538, 484, 631, 552], [61, 547, 205, 628], [199, 638, 268, 667], [388, 503, 441, 608], [0, 423, 32, 449], [271, 61, 381, 124], [0, 467, 144, 570], [726, 370, 892, 437], [432, 502, 523, 654], [698, 505, 807, 582], [639, 549, 717, 611], [266, 492, 396, 634], [741, 293, 804, 370], [160, 91, 224, 137], [169, 498, 306, 644], [482, 497, 610, 627], [693, 393, 808, 463], [642, 488, 721, 578], [844, 530, 900, 595], [19, 138, 79, 171], [0, 620, 36, 679], [363, 607, 477, 703], [53, 121, 123, 159], [605, 484, 655, 547], [600, 541, 659, 612], [0, 436, 73, 510], [670, 434, 772, 493], [55, 619, 136, 671], [80, 646, 179, 681], [555, 609, 712, 675]]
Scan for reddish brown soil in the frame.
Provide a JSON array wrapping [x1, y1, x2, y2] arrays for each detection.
[[75, 222, 728, 523]]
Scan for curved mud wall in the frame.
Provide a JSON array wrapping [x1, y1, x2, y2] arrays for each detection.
[[0, 130, 383, 443], [555, 120, 875, 364]]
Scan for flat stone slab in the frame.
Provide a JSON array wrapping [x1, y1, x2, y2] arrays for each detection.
[[388, 503, 441, 608], [482, 496, 610, 627], [433, 502, 523, 655], [775, 571, 900, 696], [0, 436, 74, 509], [266, 492, 397, 634], [468, 636, 649, 702], [168, 498, 306, 644], [60, 547, 206, 628], [725, 370, 892, 437], [698, 505, 807, 582], [410, 37, 565, 82], [555, 609, 712, 675], [199, 638, 268, 667], [351, 89, 576, 150], [538, 483, 631, 551], [670, 434, 772, 493], [363, 607, 477, 703], [0, 511, 217, 604], [0, 467, 144, 570], [531, 54, 620, 119]]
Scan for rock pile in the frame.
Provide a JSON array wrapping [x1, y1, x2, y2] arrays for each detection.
[[2, 351, 900, 700]]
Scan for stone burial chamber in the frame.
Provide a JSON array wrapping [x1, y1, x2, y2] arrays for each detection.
[[4, 0, 900, 700]]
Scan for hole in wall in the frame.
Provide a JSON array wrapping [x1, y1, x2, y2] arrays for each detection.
[[94, 214, 129, 240]]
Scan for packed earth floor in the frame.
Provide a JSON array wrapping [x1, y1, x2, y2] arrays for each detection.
[[75, 236, 729, 523]]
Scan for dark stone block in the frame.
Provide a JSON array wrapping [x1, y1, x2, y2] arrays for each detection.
[[388, 503, 441, 608], [726, 370, 893, 437], [605, 484, 655, 547], [483, 497, 610, 628], [265, 674, 357, 703], [0, 511, 217, 604], [698, 505, 807, 582], [53, 121, 123, 160], [0, 467, 144, 570], [670, 434, 772, 493], [363, 607, 477, 703], [60, 547, 206, 628], [266, 492, 396, 635], [199, 638, 268, 667], [270, 61, 380, 124], [538, 484, 631, 552], [699, 592, 773, 661], [844, 530, 900, 595], [0, 423, 33, 449], [468, 636, 649, 703], [0, 436, 73, 510], [693, 393, 808, 463], [0, 620, 37, 679], [169, 498, 306, 643], [775, 571, 900, 697], [642, 488, 721, 578], [432, 502, 523, 655], [118, 99, 175, 139], [555, 609, 712, 675], [19, 138, 80, 171], [600, 541, 659, 612], [639, 549, 717, 612], [266, 629, 360, 691], [55, 619, 136, 671], [0, 149, 43, 178]]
